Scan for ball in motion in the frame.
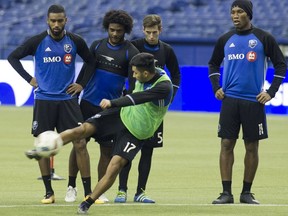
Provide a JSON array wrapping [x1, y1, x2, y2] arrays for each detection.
[[34, 131, 63, 158]]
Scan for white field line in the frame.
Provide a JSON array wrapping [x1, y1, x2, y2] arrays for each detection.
[[1, 203, 288, 208]]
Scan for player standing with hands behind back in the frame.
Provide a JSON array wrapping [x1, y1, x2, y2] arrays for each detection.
[[8, 4, 94, 204], [208, 0, 286, 204]]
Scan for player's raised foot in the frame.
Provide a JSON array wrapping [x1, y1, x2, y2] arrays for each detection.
[[77, 201, 91, 214], [212, 191, 234, 204], [240, 191, 260, 204], [114, 190, 127, 203], [134, 192, 155, 203], [25, 149, 42, 160], [41, 193, 55, 204], [65, 186, 77, 202], [95, 194, 109, 204]]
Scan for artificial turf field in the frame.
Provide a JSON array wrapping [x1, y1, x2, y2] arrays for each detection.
[[0, 106, 287, 215]]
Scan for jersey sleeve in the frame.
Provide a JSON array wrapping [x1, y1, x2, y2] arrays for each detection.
[[259, 31, 287, 97], [164, 44, 181, 97], [111, 80, 172, 107], [7, 32, 46, 83], [70, 33, 96, 88], [126, 43, 140, 93]]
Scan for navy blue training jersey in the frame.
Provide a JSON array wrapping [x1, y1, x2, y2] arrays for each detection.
[[131, 38, 181, 95], [208, 26, 286, 102], [8, 30, 94, 100], [80, 38, 139, 106]]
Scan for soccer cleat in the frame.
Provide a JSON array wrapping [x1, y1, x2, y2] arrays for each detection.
[[77, 201, 91, 214], [98, 193, 109, 202], [240, 191, 260, 204], [212, 191, 234, 204], [134, 192, 155, 203], [114, 190, 127, 203], [25, 149, 42, 160], [41, 193, 55, 204], [84, 195, 104, 204], [65, 186, 77, 202]]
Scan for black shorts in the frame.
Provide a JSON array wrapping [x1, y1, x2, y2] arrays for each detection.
[[32, 98, 83, 136], [80, 99, 113, 147], [86, 107, 144, 162], [143, 122, 164, 148], [218, 97, 268, 141]]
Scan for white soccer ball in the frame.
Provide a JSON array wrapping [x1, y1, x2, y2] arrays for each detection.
[[34, 131, 63, 158]]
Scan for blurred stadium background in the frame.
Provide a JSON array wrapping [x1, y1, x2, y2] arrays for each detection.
[[1, 0, 288, 64], [1, 0, 288, 113]]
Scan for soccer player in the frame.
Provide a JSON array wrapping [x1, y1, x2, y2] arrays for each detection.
[[65, 9, 139, 203], [26, 52, 173, 214], [208, 0, 286, 204], [114, 14, 181, 203], [8, 4, 95, 204]]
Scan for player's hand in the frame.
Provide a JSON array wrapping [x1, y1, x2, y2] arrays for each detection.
[[256, 91, 271, 104], [100, 99, 111, 109], [30, 77, 38, 88], [66, 83, 83, 96], [215, 88, 225, 100]]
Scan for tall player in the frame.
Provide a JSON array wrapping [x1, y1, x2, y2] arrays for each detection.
[[209, 0, 286, 204], [7, 4, 94, 204], [65, 10, 139, 203], [114, 14, 181, 203]]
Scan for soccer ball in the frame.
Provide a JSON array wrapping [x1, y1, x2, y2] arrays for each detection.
[[34, 131, 63, 158]]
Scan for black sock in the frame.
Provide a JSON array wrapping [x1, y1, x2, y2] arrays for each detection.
[[85, 197, 95, 206], [68, 176, 77, 188], [82, 177, 92, 196], [222, 181, 232, 194], [42, 175, 54, 195], [241, 181, 252, 193], [136, 147, 153, 195]]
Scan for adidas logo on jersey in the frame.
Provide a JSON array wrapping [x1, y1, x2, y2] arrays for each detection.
[[45, 47, 52, 52], [229, 43, 235, 48]]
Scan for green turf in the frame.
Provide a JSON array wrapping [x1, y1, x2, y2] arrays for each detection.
[[0, 106, 287, 215]]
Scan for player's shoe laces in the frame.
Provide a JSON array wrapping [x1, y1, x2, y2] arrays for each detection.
[[41, 193, 55, 204], [25, 149, 41, 160], [65, 186, 77, 202], [134, 191, 155, 203], [240, 191, 260, 204], [114, 190, 127, 203], [212, 191, 234, 204], [77, 201, 91, 214]]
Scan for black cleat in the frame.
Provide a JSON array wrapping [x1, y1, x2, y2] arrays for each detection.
[[212, 191, 234, 204], [240, 191, 260, 204], [25, 149, 42, 160], [77, 201, 91, 214]]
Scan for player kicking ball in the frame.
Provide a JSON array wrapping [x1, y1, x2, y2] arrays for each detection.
[[26, 53, 173, 214]]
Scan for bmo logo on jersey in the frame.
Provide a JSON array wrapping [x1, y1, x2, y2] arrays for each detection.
[[43, 54, 72, 64], [227, 53, 245, 60], [43, 56, 62, 63]]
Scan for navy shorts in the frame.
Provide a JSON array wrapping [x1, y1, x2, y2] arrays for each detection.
[[86, 107, 144, 162], [218, 97, 268, 141], [143, 122, 164, 148], [80, 99, 113, 147], [32, 98, 83, 136]]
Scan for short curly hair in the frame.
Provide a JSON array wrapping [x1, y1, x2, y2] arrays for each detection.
[[102, 10, 133, 34]]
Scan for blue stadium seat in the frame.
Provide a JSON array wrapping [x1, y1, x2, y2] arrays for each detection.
[[1, 0, 288, 59]]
